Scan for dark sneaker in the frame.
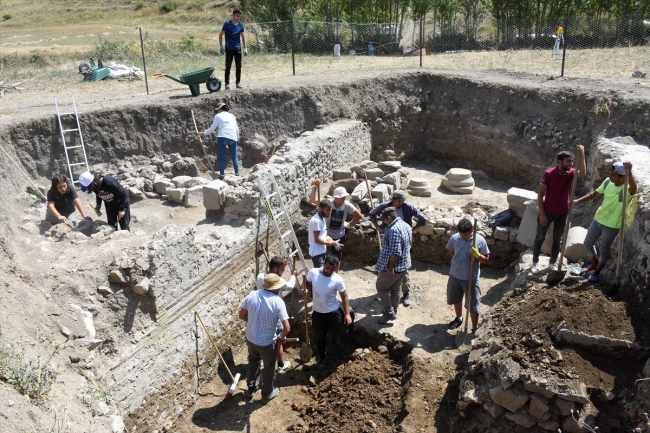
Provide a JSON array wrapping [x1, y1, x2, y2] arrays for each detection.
[[246, 386, 258, 398], [448, 317, 463, 329], [402, 293, 411, 307], [471, 327, 478, 334], [262, 387, 279, 400], [377, 310, 397, 324]]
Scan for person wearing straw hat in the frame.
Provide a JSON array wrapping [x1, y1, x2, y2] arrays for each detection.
[[369, 190, 426, 307], [45, 174, 93, 225], [573, 161, 637, 283], [197, 102, 240, 179], [78, 171, 130, 232], [326, 186, 363, 272], [446, 218, 490, 334], [239, 273, 290, 400]]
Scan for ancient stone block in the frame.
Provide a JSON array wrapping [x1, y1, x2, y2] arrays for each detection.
[[506, 411, 537, 428], [408, 186, 432, 197], [409, 177, 428, 188], [529, 394, 550, 419], [203, 180, 229, 211], [109, 270, 127, 285], [128, 187, 145, 201], [554, 398, 575, 416], [537, 419, 560, 431], [494, 227, 510, 241], [382, 173, 401, 189], [184, 185, 204, 208], [154, 179, 175, 194], [378, 161, 401, 173], [171, 175, 192, 187], [417, 224, 435, 235], [166, 188, 186, 204], [372, 184, 391, 203], [542, 226, 591, 263], [554, 328, 650, 360], [489, 385, 530, 412], [183, 177, 209, 188], [483, 398, 505, 418], [507, 187, 538, 217], [132, 277, 149, 295], [351, 182, 369, 201], [333, 169, 353, 180], [524, 382, 555, 399], [556, 380, 590, 405], [517, 201, 542, 247], [364, 167, 384, 180], [447, 168, 473, 181]]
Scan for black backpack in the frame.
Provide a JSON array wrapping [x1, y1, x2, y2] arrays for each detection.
[[488, 209, 516, 229]]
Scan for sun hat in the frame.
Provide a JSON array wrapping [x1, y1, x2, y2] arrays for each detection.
[[332, 187, 349, 199], [263, 273, 288, 291], [213, 102, 227, 112], [611, 162, 626, 176], [78, 171, 94, 192]]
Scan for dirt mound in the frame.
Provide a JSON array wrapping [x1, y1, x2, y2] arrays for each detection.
[[491, 278, 641, 391], [290, 348, 408, 432]]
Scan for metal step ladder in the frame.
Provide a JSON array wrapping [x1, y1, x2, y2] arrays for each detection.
[[255, 170, 310, 278], [54, 96, 90, 184]]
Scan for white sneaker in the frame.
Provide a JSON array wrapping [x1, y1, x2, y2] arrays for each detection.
[[276, 360, 291, 374], [531, 263, 540, 275], [236, 83, 243, 89], [225, 84, 230, 91], [548, 263, 558, 271]]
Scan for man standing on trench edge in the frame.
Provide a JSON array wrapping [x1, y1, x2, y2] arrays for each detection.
[[308, 199, 340, 269], [369, 190, 426, 307], [219, 8, 247, 90], [446, 218, 489, 334], [531, 145, 586, 275], [327, 187, 363, 273], [255, 255, 297, 374], [304, 254, 354, 369], [239, 273, 290, 400], [375, 207, 413, 324]]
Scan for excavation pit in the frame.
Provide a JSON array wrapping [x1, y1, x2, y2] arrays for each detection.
[[0, 72, 649, 432]]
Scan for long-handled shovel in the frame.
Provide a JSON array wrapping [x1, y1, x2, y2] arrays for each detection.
[[455, 219, 478, 350], [191, 109, 218, 180], [608, 166, 630, 295], [546, 158, 581, 285], [300, 276, 313, 363], [363, 171, 382, 251], [195, 311, 240, 399]]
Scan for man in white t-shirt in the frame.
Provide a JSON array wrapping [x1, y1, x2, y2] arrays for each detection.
[[197, 101, 240, 179], [303, 255, 354, 369], [308, 199, 338, 269], [327, 187, 363, 272], [255, 256, 297, 374]]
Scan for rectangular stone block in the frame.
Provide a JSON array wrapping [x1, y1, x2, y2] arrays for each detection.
[[351, 182, 369, 202], [372, 183, 391, 203], [507, 187, 538, 217], [184, 185, 204, 208], [203, 180, 229, 211], [166, 188, 186, 204], [333, 169, 353, 180], [154, 179, 175, 195]]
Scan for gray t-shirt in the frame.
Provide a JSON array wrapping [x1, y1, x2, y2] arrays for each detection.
[[446, 233, 489, 281], [327, 201, 357, 239]]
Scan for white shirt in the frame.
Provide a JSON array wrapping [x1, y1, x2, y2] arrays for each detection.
[[255, 272, 296, 292], [306, 268, 345, 314], [203, 112, 239, 141], [308, 214, 327, 257]]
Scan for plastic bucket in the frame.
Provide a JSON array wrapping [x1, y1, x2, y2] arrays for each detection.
[[264, 155, 270, 163]]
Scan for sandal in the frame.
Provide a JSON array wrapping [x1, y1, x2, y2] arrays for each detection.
[[587, 274, 599, 283]]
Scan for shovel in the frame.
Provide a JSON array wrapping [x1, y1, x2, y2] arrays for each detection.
[[546, 158, 581, 285], [363, 170, 382, 251], [455, 219, 477, 350], [191, 109, 219, 180], [300, 276, 313, 363], [607, 166, 630, 295]]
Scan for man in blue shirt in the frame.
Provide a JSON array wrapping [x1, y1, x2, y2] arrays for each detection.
[[375, 207, 413, 323], [219, 8, 247, 90], [446, 218, 490, 334], [369, 190, 426, 307]]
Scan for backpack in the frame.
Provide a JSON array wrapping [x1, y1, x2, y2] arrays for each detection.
[[488, 209, 516, 229]]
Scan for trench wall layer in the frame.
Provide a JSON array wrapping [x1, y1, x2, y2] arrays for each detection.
[[0, 73, 649, 415]]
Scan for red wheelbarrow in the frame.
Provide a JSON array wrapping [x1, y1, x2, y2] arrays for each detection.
[[154, 67, 221, 96]]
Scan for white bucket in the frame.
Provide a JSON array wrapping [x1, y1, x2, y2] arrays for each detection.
[[333, 44, 341, 57]]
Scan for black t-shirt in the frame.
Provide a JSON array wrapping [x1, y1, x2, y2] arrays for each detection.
[[47, 184, 79, 216], [95, 176, 130, 211]]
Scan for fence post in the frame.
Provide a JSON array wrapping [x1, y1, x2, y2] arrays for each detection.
[[290, 15, 296, 76], [560, 15, 568, 77], [419, 16, 423, 67], [138, 27, 149, 95]]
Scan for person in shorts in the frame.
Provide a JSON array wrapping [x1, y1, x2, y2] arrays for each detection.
[[326, 186, 363, 272], [446, 218, 490, 334]]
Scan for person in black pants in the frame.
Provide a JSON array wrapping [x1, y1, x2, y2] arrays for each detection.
[[78, 171, 131, 232], [303, 255, 354, 369], [219, 8, 247, 90]]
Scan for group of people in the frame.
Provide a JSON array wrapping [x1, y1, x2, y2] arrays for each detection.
[[238, 146, 637, 401]]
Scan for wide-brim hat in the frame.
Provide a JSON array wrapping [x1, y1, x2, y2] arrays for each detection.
[[332, 186, 349, 198], [263, 273, 287, 291], [214, 102, 227, 112]]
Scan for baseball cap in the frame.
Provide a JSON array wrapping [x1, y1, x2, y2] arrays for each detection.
[[332, 186, 348, 198], [78, 171, 94, 192], [263, 273, 288, 291], [611, 162, 626, 175]]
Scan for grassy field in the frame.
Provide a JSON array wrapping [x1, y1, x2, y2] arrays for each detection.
[[0, 0, 648, 97]]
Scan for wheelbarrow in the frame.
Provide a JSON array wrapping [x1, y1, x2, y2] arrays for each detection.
[[78, 58, 111, 82], [155, 67, 221, 96]]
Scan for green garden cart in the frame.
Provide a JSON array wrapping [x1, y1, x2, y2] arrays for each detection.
[[155, 67, 221, 96]]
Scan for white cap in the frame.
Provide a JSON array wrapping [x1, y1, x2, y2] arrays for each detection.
[[78, 171, 94, 192], [332, 186, 349, 198]]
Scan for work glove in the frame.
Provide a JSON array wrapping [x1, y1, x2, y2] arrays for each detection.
[[220, 45, 225, 55], [333, 240, 342, 251], [243, 48, 248, 56], [344, 221, 350, 229], [470, 246, 481, 259]]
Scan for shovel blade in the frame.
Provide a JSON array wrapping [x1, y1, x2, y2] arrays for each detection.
[[208, 172, 220, 181], [546, 269, 567, 285], [300, 343, 312, 363], [455, 330, 474, 349]]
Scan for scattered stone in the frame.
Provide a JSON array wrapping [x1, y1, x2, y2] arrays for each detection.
[[377, 161, 401, 173], [110, 414, 126, 433], [110, 230, 131, 239], [144, 192, 159, 199], [132, 277, 150, 295], [483, 398, 505, 418], [109, 270, 128, 285], [77, 339, 103, 350], [506, 411, 537, 428], [489, 385, 530, 412], [171, 176, 192, 187], [529, 394, 550, 419], [494, 226, 510, 241], [154, 179, 175, 194], [333, 169, 353, 180], [166, 188, 186, 204], [409, 106, 422, 115], [371, 184, 391, 203], [555, 328, 650, 359], [183, 177, 209, 188], [351, 182, 369, 202], [537, 419, 560, 431], [127, 187, 145, 201], [60, 326, 72, 338], [554, 398, 575, 416], [631, 70, 646, 78], [97, 286, 113, 295]]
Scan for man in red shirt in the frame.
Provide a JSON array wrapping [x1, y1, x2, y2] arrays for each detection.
[[531, 145, 586, 275]]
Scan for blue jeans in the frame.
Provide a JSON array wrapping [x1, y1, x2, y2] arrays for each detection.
[[216, 137, 239, 176]]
